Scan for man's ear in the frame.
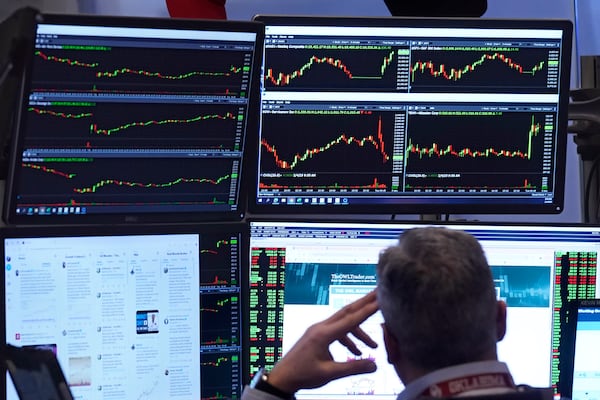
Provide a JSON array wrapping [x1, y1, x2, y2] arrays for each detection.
[[382, 323, 400, 364], [496, 300, 507, 341]]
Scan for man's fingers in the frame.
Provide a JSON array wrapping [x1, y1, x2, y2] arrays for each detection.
[[351, 326, 378, 349], [326, 359, 377, 383], [338, 335, 361, 355], [338, 327, 378, 356], [324, 291, 379, 337]]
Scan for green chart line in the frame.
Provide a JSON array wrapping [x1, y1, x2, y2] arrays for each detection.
[[73, 175, 231, 193], [406, 115, 541, 163], [28, 107, 93, 119], [96, 65, 241, 79], [90, 112, 236, 136], [266, 50, 395, 86]]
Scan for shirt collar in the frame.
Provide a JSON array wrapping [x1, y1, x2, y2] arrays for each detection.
[[398, 361, 513, 400]]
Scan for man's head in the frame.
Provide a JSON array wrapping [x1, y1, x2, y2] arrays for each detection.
[[376, 227, 505, 379]]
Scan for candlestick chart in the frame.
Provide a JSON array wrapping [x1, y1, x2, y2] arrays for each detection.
[[200, 235, 240, 289], [32, 47, 253, 96], [16, 157, 239, 209], [259, 111, 396, 191], [200, 352, 241, 400], [264, 47, 399, 91], [198, 229, 244, 400], [409, 48, 556, 93], [200, 292, 241, 352], [10, 27, 261, 223], [25, 102, 245, 150], [404, 112, 554, 191]]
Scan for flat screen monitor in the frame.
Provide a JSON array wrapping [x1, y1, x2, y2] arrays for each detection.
[[1, 222, 248, 400], [558, 298, 600, 400], [249, 16, 572, 215], [247, 220, 600, 398], [3, 13, 264, 224]]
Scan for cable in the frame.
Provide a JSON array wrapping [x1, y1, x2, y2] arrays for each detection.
[[583, 153, 600, 223], [0, 60, 13, 87]]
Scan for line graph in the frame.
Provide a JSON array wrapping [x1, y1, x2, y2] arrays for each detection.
[[201, 356, 231, 367], [21, 162, 77, 179], [261, 116, 389, 170], [24, 103, 243, 150], [15, 158, 240, 208], [72, 175, 231, 194], [200, 294, 239, 319], [259, 111, 396, 191], [409, 48, 554, 93], [407, 115, 540, 161], [200, 350, 242, 400], [264, 48, 398, 91], [404, 112, 554, 191], [201, 239, 231, 255], [411, 53, 544, 82], [266, 50, 394, 85], [35, 50, 99, 68], [261, 114, 391, 170], [199, 234, 240, 286], [89, 112, 236, 136], [28, 107, 93, 119], [32, 47, 254, 95], [96, 64, 241, 80], [201, 295, 238, 314]]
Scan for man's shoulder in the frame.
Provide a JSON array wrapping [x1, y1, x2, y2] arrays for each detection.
[[416, 386, 555, 400]]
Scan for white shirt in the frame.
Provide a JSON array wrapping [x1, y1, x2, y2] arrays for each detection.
[[242, 360, 553, 400], [398, 361, 517, 400]]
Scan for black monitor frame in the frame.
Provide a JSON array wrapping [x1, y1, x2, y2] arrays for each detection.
[[245, 219, 600, 393], [1, 222, 249, 400], [2, 13, 264, 225], [249, 15, 573, 216], [557, 298, 600, 398]]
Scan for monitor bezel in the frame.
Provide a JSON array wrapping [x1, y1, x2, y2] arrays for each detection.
[[0, 221, 250, 399], [245, 218, 600, 390], [2, 13, 265, 225], [557, 298, 600, 398], [248, 15, 573, 216]]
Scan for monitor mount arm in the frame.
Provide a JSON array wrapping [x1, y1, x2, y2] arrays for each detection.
[[0, 59, 13, 88], [568, 88, 600, 222]]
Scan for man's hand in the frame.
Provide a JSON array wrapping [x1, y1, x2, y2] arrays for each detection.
[[265, 290, 379, 394]]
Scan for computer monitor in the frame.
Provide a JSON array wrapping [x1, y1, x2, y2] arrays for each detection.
[[247, 220, 600, 398], [249, 16, 572, 215], [1, 222, 248, 400], [558, 298, 600, 400], [3, 13, 264, 224]]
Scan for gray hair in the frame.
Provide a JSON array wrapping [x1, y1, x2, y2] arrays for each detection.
[[376, 227, 498, 371]]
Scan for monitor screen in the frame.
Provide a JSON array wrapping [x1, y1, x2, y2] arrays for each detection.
[[247, 220, 600, 398], [1, 222, 248, 400], [558, 298, 600, 400], [249, 16, 572, 215], [3, 13, 264, 224]]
